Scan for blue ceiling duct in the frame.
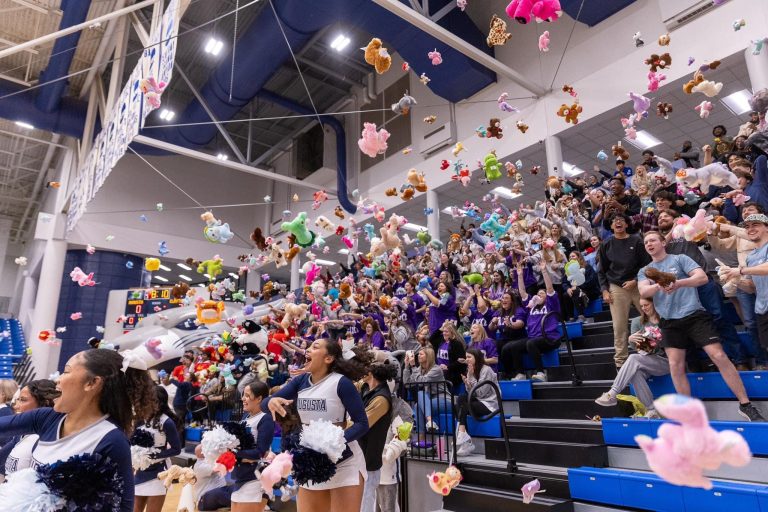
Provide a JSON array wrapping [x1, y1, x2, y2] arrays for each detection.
[[560, 0, 637, 27], [35, 0, 93, 113], [0, 80, 87, 138]]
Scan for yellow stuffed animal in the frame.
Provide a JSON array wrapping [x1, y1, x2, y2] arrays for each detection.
[[363, 38, 392, 74]]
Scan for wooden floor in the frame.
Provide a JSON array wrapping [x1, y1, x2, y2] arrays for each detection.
[[161, 484, 185, 512]]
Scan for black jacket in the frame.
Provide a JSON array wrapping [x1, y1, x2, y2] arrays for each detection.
[[358, 383, 392, 472]]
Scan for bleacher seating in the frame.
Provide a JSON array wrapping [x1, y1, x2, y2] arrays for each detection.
[[0, 319, 26, 379], [643, 371, 768, 399]]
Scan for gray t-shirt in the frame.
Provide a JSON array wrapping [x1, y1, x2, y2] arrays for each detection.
[[638, 254, 703, 320], [745, 243, 768, 315]]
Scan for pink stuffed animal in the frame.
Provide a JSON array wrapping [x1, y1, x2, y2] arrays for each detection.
[[522, 478, 545, 504], [628, 92, 651, 115], [260, 452, 293, 491], [312, 190, 328, 210], [69, 312, 83, 321], [506, 0, 536, 23], [531, 0, 562, 22], [428, 49, 443, 65], [70, 267, 96, 287], [733, 192, 751, 206], [538, 30, 550, 52], [695, 100, 713, 118], [303, 261, 321, 286], [683, 209, 713, 242], [139, 77, 167, 109], [647, 70, 666, 92], [144, 338, 164, 360], [341, 236, 354, 249], [457, 0, 467, 11], [358, 122, 390, 158], [635, 394, 751, 489]]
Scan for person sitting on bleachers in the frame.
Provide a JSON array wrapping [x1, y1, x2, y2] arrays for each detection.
[[500, 259, 562, 382], [403, 346, 445, 439], [455, 349, 498, 456], [594, 298, 669, 418]]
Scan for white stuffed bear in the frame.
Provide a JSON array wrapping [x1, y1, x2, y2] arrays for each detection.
[[675, 162, 739, 194]]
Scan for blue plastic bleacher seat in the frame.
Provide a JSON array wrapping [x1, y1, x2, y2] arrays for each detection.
[[645, 371, 768, 400], [186, 427, 203, 442], [466, 415, 507, 438], [498, 380, 533, 400], [682, 481, 761, 512], [584, 298, 603, 316], [523, 349, 560, 370], [568, 467, 624, 506], [620, 471, 684, 511]]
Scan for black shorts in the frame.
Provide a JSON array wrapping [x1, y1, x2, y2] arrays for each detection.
[[659, 311, 720, 350], [758, 312, 768, 350]]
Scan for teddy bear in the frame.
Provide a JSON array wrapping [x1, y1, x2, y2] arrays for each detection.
[[407, 169, 428, 192], [656, 102, 673, 119], [557, 103, 582, 124], [675, 162, 739, 194], [683, 70, 704, 94], [251, 227, 268, 251], [358, 122, 390, 158], [634, 394, 751, 489], [400, 187, 415, 201], [516, 120, 529, 133], [447, 232, 462, 253], [644, 52, 672, 72], [171, 282, 190, 300], [612, 143, 630, 160], [644, 267, 677, 288], [281, 303, 308, 333], [657, 33, 671, 46], [486, 118, 503, 139], [363, 38, 391, 74], [269, 243, 287, 268], [158, 464, 196, 488], [385, 187, 397, 197], [487, 14, 512, 47], [427, 465, 463, 495]]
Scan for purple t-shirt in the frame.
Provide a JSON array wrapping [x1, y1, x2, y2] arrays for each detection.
[[522, 293, 561, 340], [507, 255, 537, 289], [428, 293, 457, 333], [349, 320, 363, 341], [467, 306, 494, 329], [363, 331, 386, 350], [437, 341, 450, 367], [469, 338, 499, 371]]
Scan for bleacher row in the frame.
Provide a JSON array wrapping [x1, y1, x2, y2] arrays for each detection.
[[0, 319, 26, 379]]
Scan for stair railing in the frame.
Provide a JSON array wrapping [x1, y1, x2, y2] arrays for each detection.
[[467, 379, 517, 472], [543, 310, 582, 386]]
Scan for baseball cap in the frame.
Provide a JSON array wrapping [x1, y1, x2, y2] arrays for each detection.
[[740, 213, 768, 227]]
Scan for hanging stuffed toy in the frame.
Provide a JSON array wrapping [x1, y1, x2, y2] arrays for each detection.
[[139, 77, 167, 110], [635, 394, 751, 489], [538, 30, 550, 52], [362, 38, 392, 74], [282, 212, 317, 248], [486, 118, 503, 139], [557, 103, 582, 124], [498, 92, 519, 113], [358, 122, 390, 158], [391, 92, 417, 115], [70, 266, 96, 287], [201, 211, 234, 244], [487, 14, 512, 47], [427, 49, 443, 65]]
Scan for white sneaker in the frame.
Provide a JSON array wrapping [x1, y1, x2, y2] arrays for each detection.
[[426, 420, 439, 433], [512, 373, 527, 381], [457, 438, 475, 456], [644, 409, 661, 419], [595, 392, 617, 407], [456, 429, 472, 446], [531, 371, 547, 382]]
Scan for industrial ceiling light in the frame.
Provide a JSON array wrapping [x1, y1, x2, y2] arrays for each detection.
[[229, 272, 239, 279], [158, 264, 171, 271], [314, 259, 336, 266], [158, 109, 175, 121], [14, 121, 34, 130], [624, 130, 662, 150], [721, 89, 752, 115], [563, 162, 585, 177], [177, 263, 192, 271], [154, 275, 168, 282], [178, 274, 192, 282], [491, 186, 522, 200], [216, 153, 229, 161], [205, 37, 224, 56], [402, 222, 428, 232], [330, 34, 351, 52]]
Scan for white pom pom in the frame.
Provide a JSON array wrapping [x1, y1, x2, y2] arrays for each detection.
[[0, 468, 65, 512], [300, 419, 347, 463], [201, 426, 240, 461], [131, 445, 159, 471]]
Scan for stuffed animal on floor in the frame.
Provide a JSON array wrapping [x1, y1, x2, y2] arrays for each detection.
[[358, 122, 390, 158], [634, 394, 752, 489], [675, 162, 739, 194], [427, 465, 463, 495], [644, 267, 677, 288], [557, 103, 582, 124], [488, 15, 512, 47], [363, 38, 391, 74]]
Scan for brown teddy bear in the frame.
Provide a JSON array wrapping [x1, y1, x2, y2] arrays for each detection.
[[339, 282, 352, 300], [656, 102, 673, 119], [683, 70, 704, 94], [657, 33, 671, 46], [251, 227, 267, 251], [334, 206, 345, 219], [400, 187, 415, 201], [171, 282, 189, 300], [557, 103, 582, 124], [487, 14, 512, 47], [645, 267, 677, 288], [516, 120, 529, 133], [407, 169, 428, 192], [645, 52, 672, 72], [385, 187, 398, 196], [486, 118, 503, 139], [612, 143, 630, 160], [363, 38, 392, 74]]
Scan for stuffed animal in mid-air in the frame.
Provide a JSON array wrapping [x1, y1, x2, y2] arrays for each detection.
[[487, 14, 512, 47], [363, 38, 391, 74], [139, 77, 167, 109], [358, 122, 390, 158], [557, 103, 582, 124], [538, 30, 550, 52], [675, 162, 739, 194], [644, 52, 672, 72]]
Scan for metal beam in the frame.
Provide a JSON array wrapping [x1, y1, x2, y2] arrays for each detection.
[[79, 0, 128, 97], [430, 1, 456, 22], [371, 0, 547, 97], [0, 37, 38, 55], [105, 15, 130, 119], [132, 135, 335, 193], [174, 64, 248, 165], [0, 130, 68, 149], [0, 0, 161, 60], [15, 134, 59, 243], [296, 57, 363, 87], [10, 0, 61, 15]]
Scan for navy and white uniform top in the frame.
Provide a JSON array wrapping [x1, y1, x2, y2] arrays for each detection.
[[262, 372, 368, 443], [231, 411, 274, 486], [134, 414, 182, 486], [4, 433, 38, 475], [0, 408, 133, 512]]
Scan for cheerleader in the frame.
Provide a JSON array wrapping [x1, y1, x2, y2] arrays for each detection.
[[133, 386, 182, 512], [0, 349, 157, 511], [263, 338, 370, 512], [231, 381, 275, 512], [0, 379, 59, 482]]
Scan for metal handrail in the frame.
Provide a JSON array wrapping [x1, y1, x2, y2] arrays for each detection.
[[543, 309, 582, 386], [467, 379, 516, 472], [402, 379, 457, 464]]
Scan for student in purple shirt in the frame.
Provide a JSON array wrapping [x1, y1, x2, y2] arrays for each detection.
[[486, 270, 510, 301], [361, 318, 387, 350], [405, 281, 426, 328], [467, 324, 499, 371], [459, 284, 493, 329], [423, 281, 458, 336], [500, 260, 563, 381]]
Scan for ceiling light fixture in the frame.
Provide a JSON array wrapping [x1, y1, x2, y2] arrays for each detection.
[[205, 37, 224, 56], [402, 222, 428, 232], [562, 162, 585, 177], [178, 274, 192, 282], [154, 275, 168, 282], [158, 109, 175, 121], [330, 34, 351, 52], [624, 130, 662, 150], [229, 272, 239, 279], [14, 121, 34, 130], [158, 264, 171, 272], [177, 263, 192, 271], [216, 153, 228, 161], [721, 89, 752, 115], [491, 186, 523, 200]]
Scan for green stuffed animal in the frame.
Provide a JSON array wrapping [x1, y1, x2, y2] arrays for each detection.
[[463, 273, 484, 285], [281, 212, 316, 248], [484, 152, 502, 181], [231, 290, 246, 302], [416, 230, 432, 245], [397, 421, 413, 441], [197, 257, 223, 281]]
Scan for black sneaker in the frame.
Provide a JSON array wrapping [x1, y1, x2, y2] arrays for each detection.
[[738, 402, 766, 422]]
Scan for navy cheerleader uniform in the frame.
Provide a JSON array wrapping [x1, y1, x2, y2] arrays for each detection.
[[230, 411, 275, 503], [134, 414, 182, 496]]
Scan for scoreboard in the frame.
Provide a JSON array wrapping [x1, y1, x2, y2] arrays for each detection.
[[123, 287, 182, 330]]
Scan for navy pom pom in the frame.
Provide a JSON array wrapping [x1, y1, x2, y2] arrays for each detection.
[[290, 445, 337, 486], [130, 428, 155, 448], [36, 452, 123, 511], [222, 421, 255, 451]]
